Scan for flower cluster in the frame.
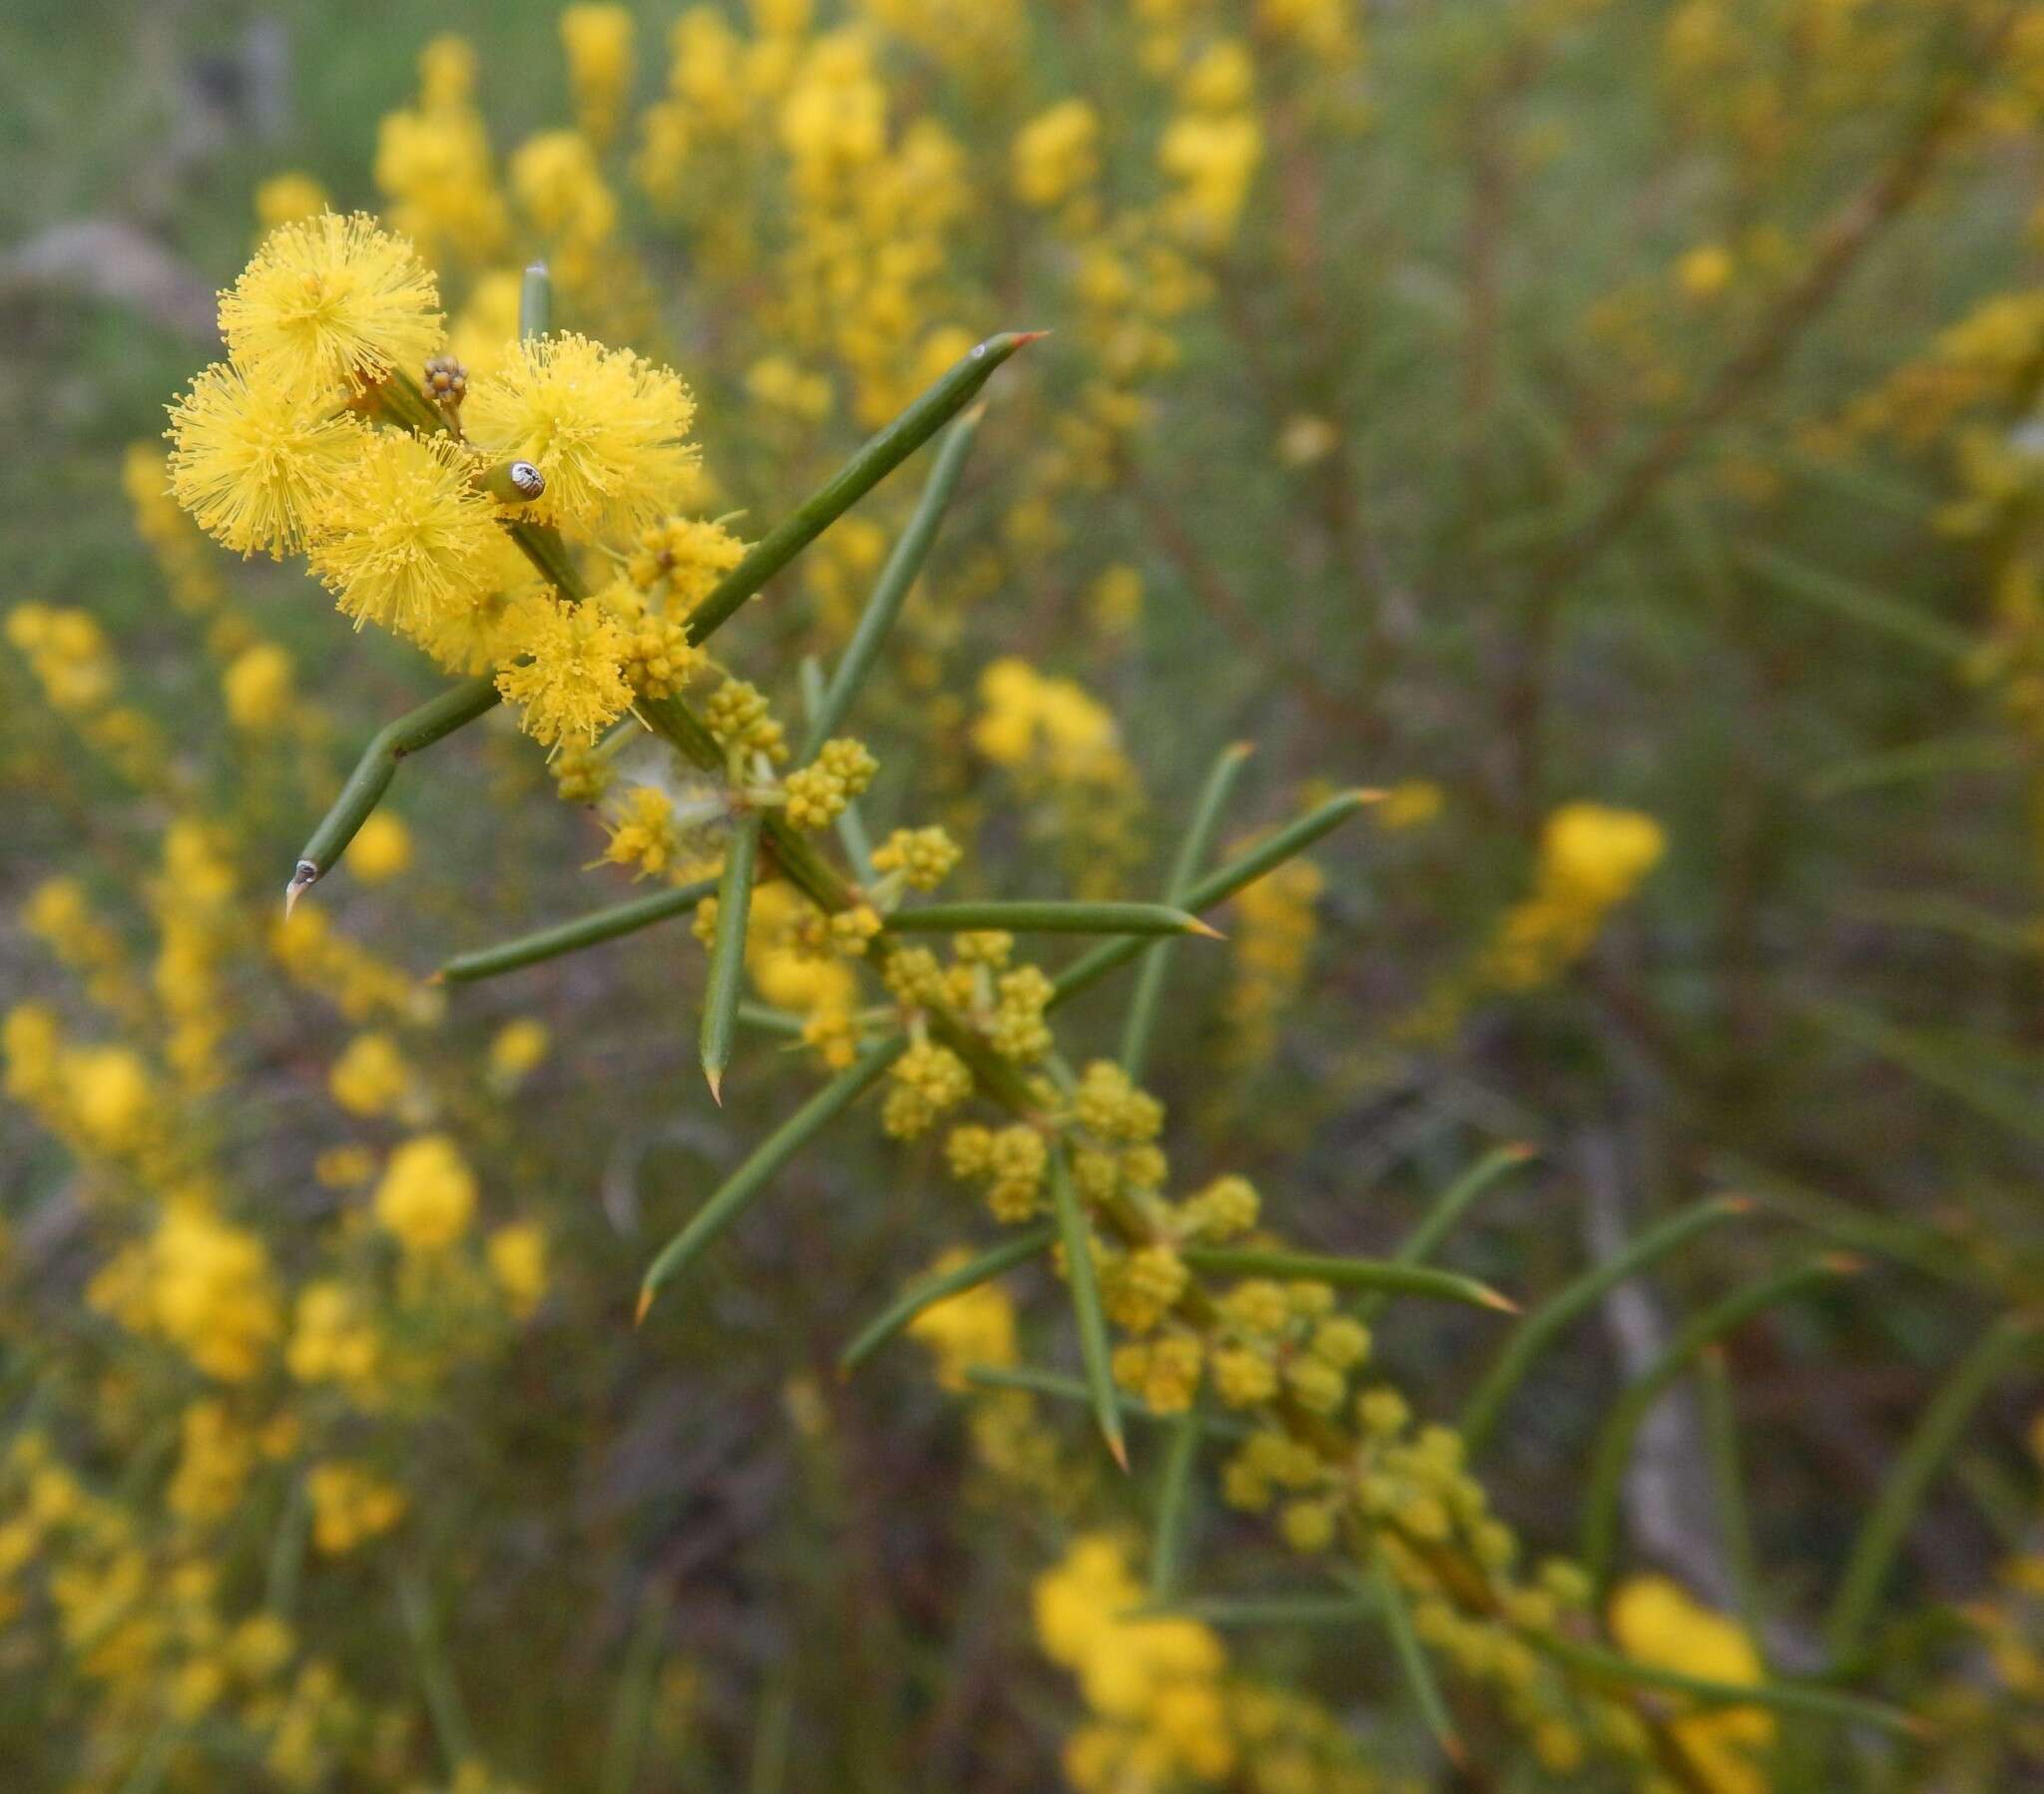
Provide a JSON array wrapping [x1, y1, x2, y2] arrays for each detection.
[[164, 210, 719, 752]]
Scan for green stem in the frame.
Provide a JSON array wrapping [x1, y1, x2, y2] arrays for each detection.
[[639, 1039, 906, 1318], [1178, 1245, 1516, 1313], [887, 900, 1213, 937], [1351, 1142, 1535, 1322], [1121, 741, 1253, 1081], [520, 260, 551, 340], [1520, 1627, 1921, 1737], [748, 1675, 795, 1794], [435, 878, 718, 983], [264, 1476, 309, 1619], [1050, 1143, 1129, 1471], [798, 656, 873, 881], [1128, 1592, 1373, 1627], [1051, 790, 1374, 1008], [396, 1573, 475, 1772], [289, 676, 500, 903], [837, 1224, 1055, 1373], [294, 336, 1023, 897], [958, 1363, 1252, 1440], [1581, 1258, 1847, 1584], [1823, 1313, 2039, 1667], [1699, 1349, 1767, 1652], [736, 1000, 807, 1037], [1148, 1393, 1206, 1600], [506, 517, 591, 602], [1736, 542, 1971, 662], [701, 816, 763, 1102], [685, 335, 1036, 651], [1459, 1195, 1747, 1456], [599, 1585, 670, 1794], [1368, 1562, 1462, 1765], [800, 410, 984, 758]]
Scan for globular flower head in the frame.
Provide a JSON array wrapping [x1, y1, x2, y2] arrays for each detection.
[[464, 331, 699, 539], [373, 1133, 477, 1253], [166, 360, 365, 559], [494, 593, 632, 745], [218, 211, 443, 393], [628, 514, 748, 609], [222, 642, 295, 731], [871, 824, 962, 892], [410, 532, 547, 673], [305, 429, 501, 638]]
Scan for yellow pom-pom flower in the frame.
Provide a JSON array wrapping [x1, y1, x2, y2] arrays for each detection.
[[560, 5, 636, 149], [221, 642, 295, 731], [254, 172, 331, 232], [329, 1031, 411, 1119], [165, 360, 364, 559], [1012, 100, 1101, 209], [465, 332, 698, 539], [349, 811, 414, 884], [493, 594, 632, 746], [305, 429, 501, 637], [1608, 1575, 1774, 1793], [306, 1462, 408, 1555], [218, 211, 443, 393], [486, 1222, 548, 1317], [372, 1134, 478, 1253]]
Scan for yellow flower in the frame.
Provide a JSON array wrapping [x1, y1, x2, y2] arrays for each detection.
[[1541, 802, 1667, 908], [493, 593, 632, 745], [1609, 1575, 1775, 1793], [751, 940, 858, 1014], [287, 1281, 381, 1389], [1375, 779, 1444, 830], [561, 6, 636, 149], [64, 1044, 156, 1152], [411, 536, 544, 675], [167, 1400, 256, 1524], [1181, 41, 1255, 112], [305, 429, 501, 639], [1278, 413, 1339, 467], [165, 359, 364, 559], [907, 1251, 1017, 1388], [1033, 1537, 1231, 1770], [465, 332, 699, 538], [373, 1134, 478, 1253], [218, 211, 443, 393], [870, 824, 962, 892], [375, 94, 511, 268], [255, 172, 331, 232], [306, 1463, 407, 1555], [1678, 243, 1736, 301], [223, 641, 295, 731], [1012, 100, 1101, 208], [486, 1223, 548, 1318], [488, 1018, 550, 1085], [447, 268, 525, 380], [328, 1032, 411, 1119], [1088, 565, 1144, 636], [602, 784, 684, 878], [142, 1203, 282, 1382], [1473, 802, 1667, 996], [349, 811, 414, 884], [510, 129, 619, 245], [972, 658, 1124, 781], [627, 514, 749, 610]]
